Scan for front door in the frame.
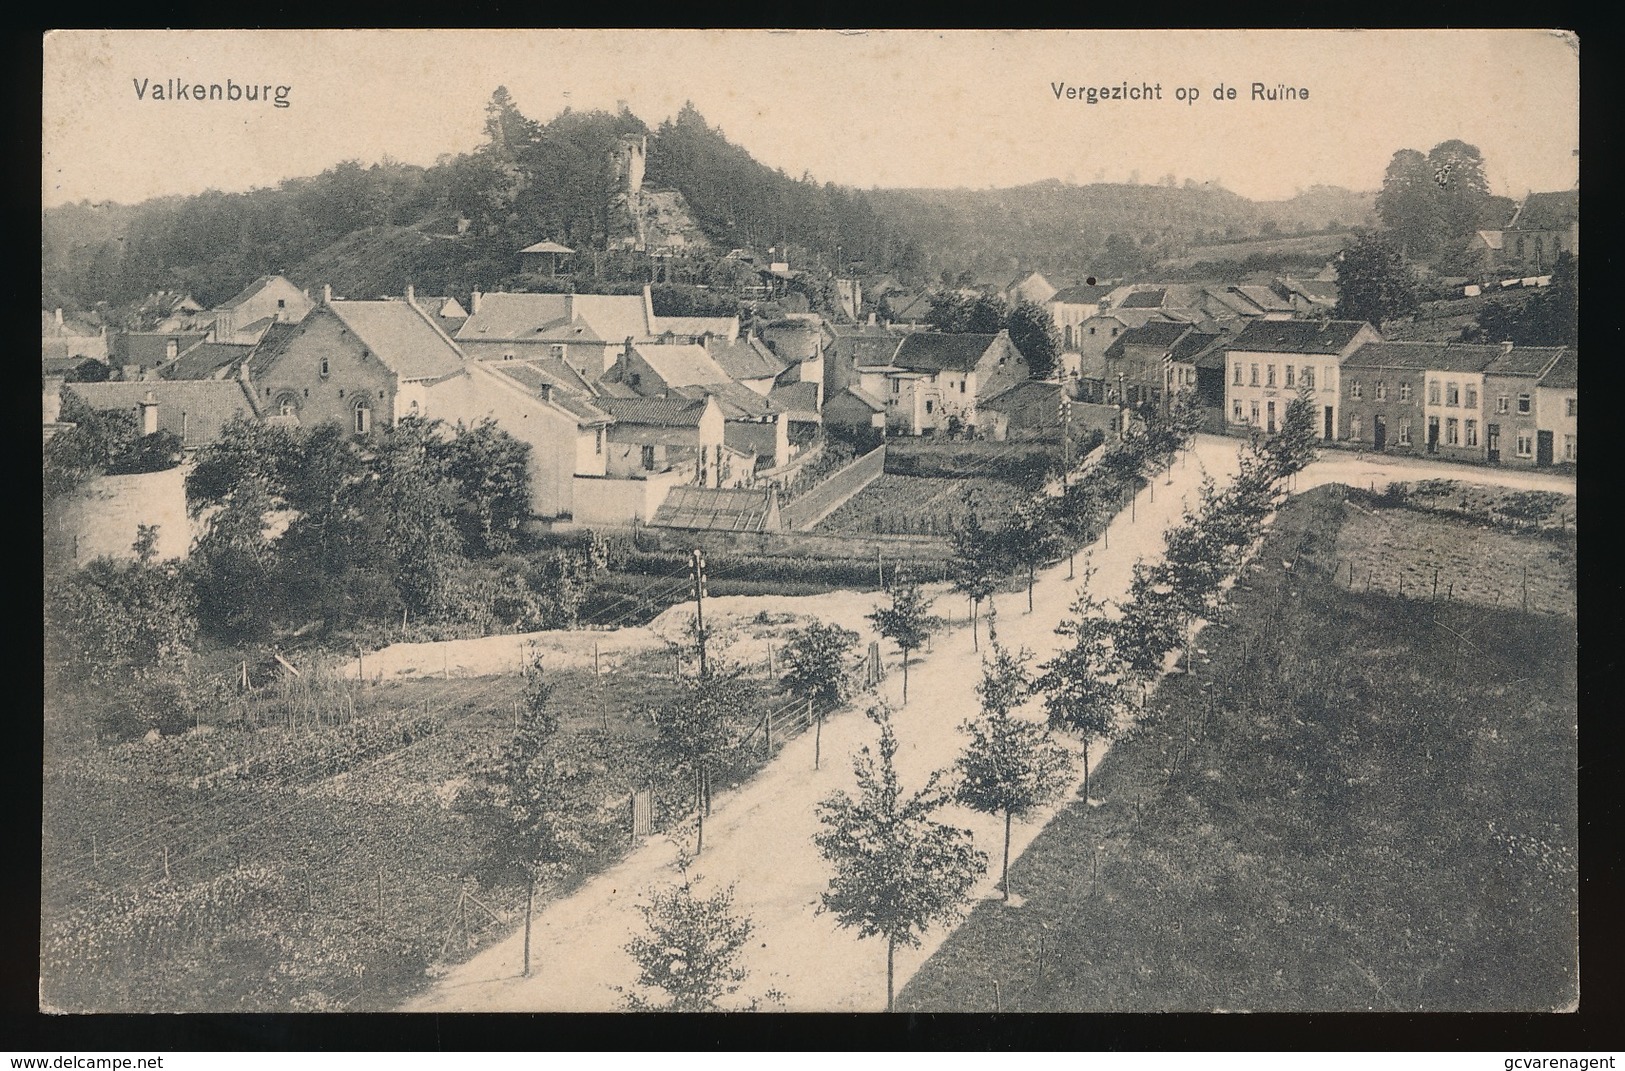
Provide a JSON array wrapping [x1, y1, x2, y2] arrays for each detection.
[[1487, 423, 1501, 462], [1324, 406, 1334, 440], [1373, 415, 1386, 451], [1537, 430, 1554, 467], [1427, 416, 1440, 453]]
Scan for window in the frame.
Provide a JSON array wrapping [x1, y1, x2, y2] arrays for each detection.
[[1517, 393, 1531, 414], [1376, 380, 1387, 401], [1266, 364, 1276, 387], [180, 412, 189, 439], [1250, 401, 1260, 424], [550, 345, 566, 360], [1266, 401, 1277, 433], [1564, 434, 1576, 461], [1302, 366, 1315, 390], [303, 388, 308, 398], [277, 299, 286, 309], [1233, 363, 1243, 386], [353, 401, 371, 435], [1089, 327, 1096, 336], [1351, 380, 1363, 400], [1465, 385, 1478, 409], [641, 445, 656, 470], [1350, 416, 1362, 440], [925, 400, 935, 415], [1566, 397, 1577, 417], [1233, 400, 1244, 422], [1446, 382, 1460, 407], [1446, 418, 1459, 446], [278, 396, 296, 417], [1487, 425, 1501, 452], [1285, 364, 1295, 388], [1250, 364, 1259, 386], [1516, 432, 1533, 458], [1465, 419, 1478, 447], [959, 380, 966, 394], [1064, 326, 1074, 348], [891, 379, 900, 394], [1397, 420, 1412, 446], [503, 351, 515, 361], [1323, 366, 1334, 391], [1111, 328, 1119, 337], [319, 356, 330, 377], [1400, 381, 1412, 401], [1428, 380, 1441, 405], [1497, 395, 1510, 414]]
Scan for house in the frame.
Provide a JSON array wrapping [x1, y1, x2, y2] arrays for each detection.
[[110, 331, 211, 378], [131, 290, 207, 332], [650, 485, 781, 533], [709, 334, 788, 397], [600, 394, 726, 488], [64, 379, 260, 448], [822, 385, 887, 435], [979, 379, 1067, 439], [768, 381, 822, 446], [1223, 319, 1380, 440], [422, 360, 604, 521], [759, 316, 826, 399], [1005, 272, 1059, 307], [245, 289, 467, 435], [158, 341, 257, 382], [825, 323, 910, 395], [1275, 277, 1339, 315], [209, 275, 313, 343], [1338, 342, 1501, 459], [42, 308, 109, 362], [1481, 343, 1567, 466], [1048, 283, 1114, 352], [1536, 350, 1577, 467], [455, 286, 738, 379], [1102, 321, 1217, 413], [860, 330, 1030, 436], [1492, 190, 1578, 273]]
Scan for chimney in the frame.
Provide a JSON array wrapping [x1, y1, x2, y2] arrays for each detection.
[[471, 290, 482, 315], [537, 382, 552, 403], [322, 284, 333, 305], [54, 308, 64, 328], [868, 311, 877, 326], [1502, 340, 1515, 354], [406, 284, 416, 307], [139, 391, 159, 436], [165, 339, 179, 361], [625, 337, 635, 360]]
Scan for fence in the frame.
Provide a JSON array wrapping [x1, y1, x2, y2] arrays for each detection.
[[781, 444, 888, 531]]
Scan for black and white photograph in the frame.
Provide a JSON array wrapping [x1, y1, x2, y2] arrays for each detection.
[[39, 28, 1580, 1016]]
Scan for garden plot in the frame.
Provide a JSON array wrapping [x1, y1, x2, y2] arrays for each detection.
[[815, 474, 1031, 537]]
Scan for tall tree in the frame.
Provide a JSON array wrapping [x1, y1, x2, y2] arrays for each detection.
[[1006, 300, 1060, 380], [1425, 140, 1491, 243], [1037, 580, 1126, 800], [1375, 148, 1438, 254], [953, 642, 1076, 901], [867, 575, 936, 704], [814, 706, 986, 1011], [1333, 233, 1419, 329]]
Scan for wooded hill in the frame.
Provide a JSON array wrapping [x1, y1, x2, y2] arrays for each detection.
[[43, 91, 1374, 320]]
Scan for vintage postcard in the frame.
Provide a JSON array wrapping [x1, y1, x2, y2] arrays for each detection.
[[41, 29, 1579, 1015]]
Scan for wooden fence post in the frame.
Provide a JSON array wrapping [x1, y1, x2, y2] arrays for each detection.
[[813, 699, 822, 771]]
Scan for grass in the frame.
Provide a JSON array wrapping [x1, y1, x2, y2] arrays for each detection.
[[39, 649, 788, 1012], [898, 484, 1577, 1012]]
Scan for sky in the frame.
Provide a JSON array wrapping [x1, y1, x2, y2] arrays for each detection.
[[42, 29, 1580, 208]]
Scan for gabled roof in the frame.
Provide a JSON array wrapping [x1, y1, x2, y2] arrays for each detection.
[[891, 332, 1006, 373], [1484, 344, 1567, 379], [113, 331, 209, 365], [42, 310, 102, 338], [66, 379, 260, 434], [458, 292, 656, 345], [244, 322, 302, 381], [632, 343, 731, 389], [827, 385, 885, 413], [327, 300, 466, 381], [652, 486, 778, 533], [1228, 319, 1374, 355], [1233, 285, 1294, 313], [160, 341, 256, 381], [981, 378, 1063, 413], [216, 275, 298, 312], [1204, 287, 1267, 317], [1104, 320, 1193, 359], [601, 395, 712, 427], [1509, 190, 1578, 232], [1119, 289, 1167, 309], [485, 363, 611, 424], [1050, 284, 1113, 305], [519, 240, 575, 254], [675, 381, 780, 420], [1538, 350, 1576, 390], [768, 381, 820, 419], [1183, 331, 1233, 370], [711, 336, 788, 381], [658, 315, 740, 341], [1342, 341, 1504, 374]]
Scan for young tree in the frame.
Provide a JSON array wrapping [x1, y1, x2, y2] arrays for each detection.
[[948, 509, 1010, 651], [1037, 580, 1126, 799], [780, 622, 860, 707], [1261, 386, 1321, 480], [867, 575, 936, 704], [1334, 233, 1419, 329], [436, 418, 533, 556], [375, 415, 465, 619], [1003, 497, 1065, 613], [651, 672, 757, 852], [619, 861, 766, 1012], [461, 657, 602, 978], [814, 706, 986, 1011], [953, 642, 1075, 901]]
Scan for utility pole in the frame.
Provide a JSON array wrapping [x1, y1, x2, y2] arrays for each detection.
[[690, 547, 709, 679], [1060, 395, 1073, 487]]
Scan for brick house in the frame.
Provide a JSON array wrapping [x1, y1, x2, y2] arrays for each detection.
[[1339, 342, 1491, 459], [245, 292, 467, 436], [1224, 319, 1379, 440], [1102, 321, 1218, 414], [1482, 344, 1567, 466], [1536, 350, 1577, 466], [209, 275, 313, 344]]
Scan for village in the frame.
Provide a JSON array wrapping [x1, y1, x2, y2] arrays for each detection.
[[41, 82, 1578, 1018]]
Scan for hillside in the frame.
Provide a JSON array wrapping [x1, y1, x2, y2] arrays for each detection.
[[868, 180, 1374, 279]]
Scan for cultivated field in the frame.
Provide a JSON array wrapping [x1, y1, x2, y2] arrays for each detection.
[[899, 484, 1577, 1012], [814, 474, 1031, 537]]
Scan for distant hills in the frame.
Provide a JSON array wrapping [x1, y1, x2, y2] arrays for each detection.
[[42, 95, 1375, 320]]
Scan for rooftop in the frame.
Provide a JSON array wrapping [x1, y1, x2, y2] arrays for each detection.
[[891, 332, 1007, 373], [601, 395, 712, 427], [652, 485, 778, 533], [1227, 319, 1374, 355]]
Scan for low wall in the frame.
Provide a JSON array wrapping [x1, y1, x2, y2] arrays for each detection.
[[616, 523, 951, 562], [50, 465, 194, 566], [570, 470, 686, 527], [781, 444, 887, 531]]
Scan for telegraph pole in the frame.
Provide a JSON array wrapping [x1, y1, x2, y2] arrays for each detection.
[[690, 547, 709, 679], [1060, 395, 1073, 487]]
